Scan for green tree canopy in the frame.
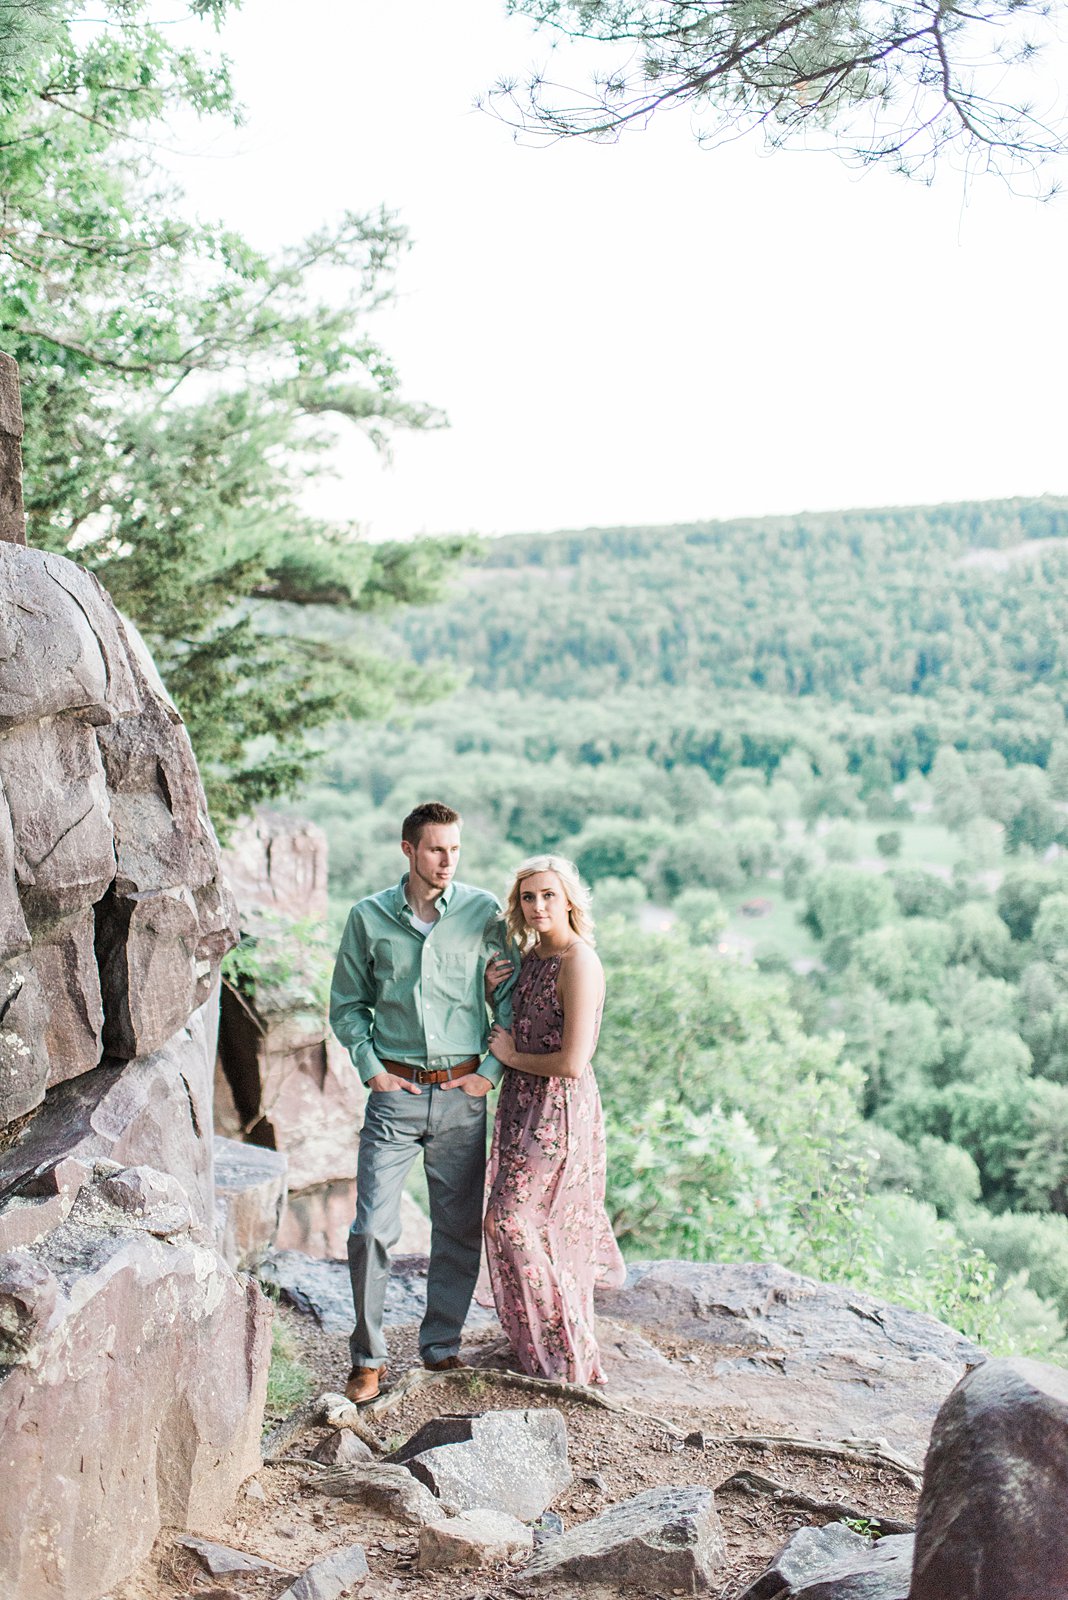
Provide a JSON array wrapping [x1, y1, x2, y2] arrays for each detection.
[[0, 0, 465, 821]]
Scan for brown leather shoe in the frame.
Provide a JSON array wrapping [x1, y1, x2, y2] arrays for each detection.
[[344, 1364, 385, 1403], [423, 1355, 467, 1372]]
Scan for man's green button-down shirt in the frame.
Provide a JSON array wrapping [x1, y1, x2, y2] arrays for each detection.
[[329, 876, 515, 1087]]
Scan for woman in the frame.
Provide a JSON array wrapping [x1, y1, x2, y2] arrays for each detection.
[[483, 854, 625, 1385]]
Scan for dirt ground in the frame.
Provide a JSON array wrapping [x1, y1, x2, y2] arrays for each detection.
[[112, 1304, 919, 1600]]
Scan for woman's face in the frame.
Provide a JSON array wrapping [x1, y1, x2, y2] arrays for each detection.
[[518, 870, 572, 940]]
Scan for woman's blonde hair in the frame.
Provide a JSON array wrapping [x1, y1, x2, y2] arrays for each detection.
[[504, 855, 596, 950]]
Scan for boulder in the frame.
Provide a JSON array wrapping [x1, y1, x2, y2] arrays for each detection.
[[390, 1409, 571, 1521], [213, 1135, 288, 1271], [277, 1544, 370, 1600], [911, 1356, 1068, 1600], [0, 1176, 272, 1600], [739, 1524, 913, 1599], [596, 1261, 980, 1461], [522, 1485, 725, 1592], [313, 1463, 445, 1526], [417, 1508, 533, 1570]]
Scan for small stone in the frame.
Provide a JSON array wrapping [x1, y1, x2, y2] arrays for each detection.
[[684, 1430, 708, 1449], [417, 1508, 534, 1572], [243, 1478, 267, 1503], [175, 1535, 289, 1577], [580, 1472, 608, 1492], [311, 1430, 374, 1466], [313, 1463, 445, 1526], [276, 1543, 369, 1600]]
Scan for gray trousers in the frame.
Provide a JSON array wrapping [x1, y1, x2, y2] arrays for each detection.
[[347, 1084, 486, 1368]]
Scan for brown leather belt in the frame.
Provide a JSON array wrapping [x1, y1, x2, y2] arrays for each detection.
[[379, 1056, 481, 1086]]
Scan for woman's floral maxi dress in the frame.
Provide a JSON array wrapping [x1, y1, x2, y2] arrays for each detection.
[[484, 949, 626, 1383]]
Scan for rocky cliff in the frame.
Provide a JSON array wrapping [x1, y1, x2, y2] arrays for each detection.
[[0, 354, 272, 1600]]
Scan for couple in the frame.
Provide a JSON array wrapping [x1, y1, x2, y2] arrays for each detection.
[[329, 800, 624, 1403]]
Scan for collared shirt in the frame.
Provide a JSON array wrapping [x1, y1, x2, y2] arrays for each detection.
[[329, 875, 516, 1086]]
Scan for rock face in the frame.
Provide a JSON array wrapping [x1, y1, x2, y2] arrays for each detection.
[[522, 1485, 726, 1592], [0, 454, 267, 1600], [0, 540, 239, 1118], [910, 1356, 1068, 1600], [217, 815, 364, 1258], [596, 1261, 980, 1462], [0, 1170, 271, 1600]]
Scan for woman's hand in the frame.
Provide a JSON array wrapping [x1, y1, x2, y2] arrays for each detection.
[[484, 955, 514, 1001], [488, 1024, 518, 1068]]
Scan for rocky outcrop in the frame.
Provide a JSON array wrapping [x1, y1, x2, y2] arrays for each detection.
[[596, 1260, 980, 1462], [217, 815, 365, 1259], [0, 1167, 270, 1600], [0, 402, 267, 1600]]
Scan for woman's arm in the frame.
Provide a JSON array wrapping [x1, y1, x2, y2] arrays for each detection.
[[488, 944, 604, 1080]]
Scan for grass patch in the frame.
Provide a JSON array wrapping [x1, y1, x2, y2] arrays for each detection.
[[722, 876, 821, 966], [265, 1315, 315, 1417]]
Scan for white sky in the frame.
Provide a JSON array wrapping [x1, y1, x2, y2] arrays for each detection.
[[163, 0, 1068, 540]]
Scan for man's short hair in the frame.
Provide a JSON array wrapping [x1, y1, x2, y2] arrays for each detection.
[[402, 801, 462, 846]]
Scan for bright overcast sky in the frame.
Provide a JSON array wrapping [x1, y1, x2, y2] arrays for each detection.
[[163, 0, 1068, 540]]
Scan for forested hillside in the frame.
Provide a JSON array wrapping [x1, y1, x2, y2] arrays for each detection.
[[292, 495, 1068, 1360]]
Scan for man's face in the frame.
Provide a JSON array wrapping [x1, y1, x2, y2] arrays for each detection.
[[402, 822, 461, 895]]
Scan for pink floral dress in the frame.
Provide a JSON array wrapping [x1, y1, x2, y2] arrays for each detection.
[[484, 949, 626, 1384]]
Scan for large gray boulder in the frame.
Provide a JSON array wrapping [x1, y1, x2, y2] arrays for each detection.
[[911, 1357, 1068, 1600], [389, 1409, 571, 1521], [0, 1172, 271, 1600], [522, 1485, 725, 1592]]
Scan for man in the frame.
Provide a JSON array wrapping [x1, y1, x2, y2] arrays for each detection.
[[329, 800, 515, 1403]]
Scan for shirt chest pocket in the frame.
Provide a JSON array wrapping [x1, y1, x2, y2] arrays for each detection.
[[431, 950, 478, 1005]]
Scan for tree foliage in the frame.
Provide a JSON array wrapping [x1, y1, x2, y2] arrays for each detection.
[[496, 0, 1068, 186], [0, 0, 464, 822]]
